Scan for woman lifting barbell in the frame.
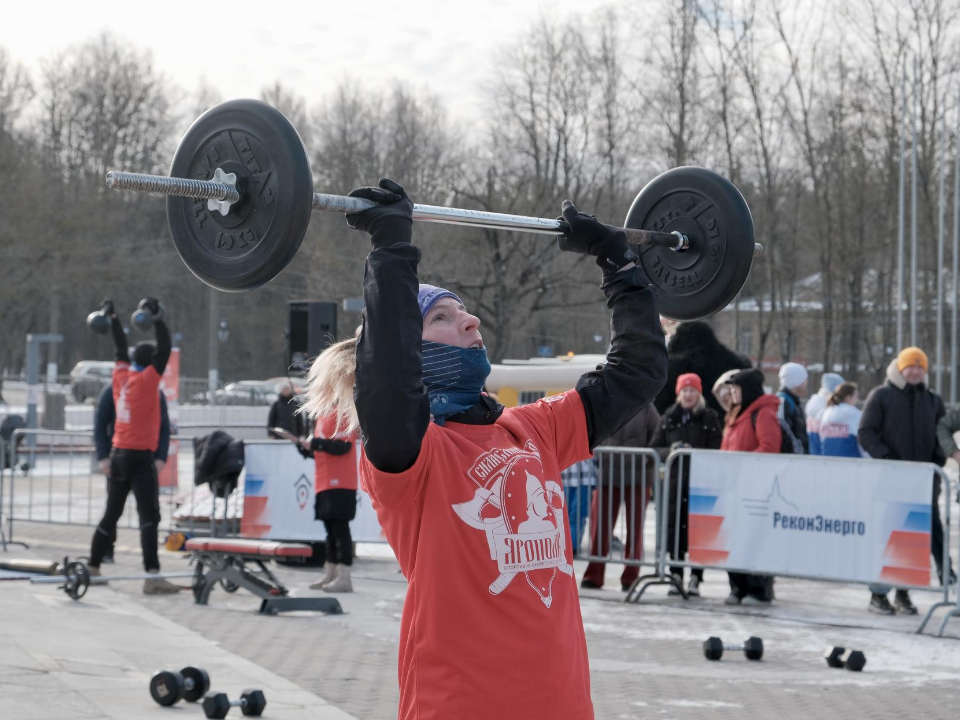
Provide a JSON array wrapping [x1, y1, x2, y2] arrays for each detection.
[[300, 177, 668, 720]]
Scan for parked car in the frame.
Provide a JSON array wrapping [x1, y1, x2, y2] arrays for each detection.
[[69, 361, 115, 403]]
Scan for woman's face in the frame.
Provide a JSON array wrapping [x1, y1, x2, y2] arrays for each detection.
[[422, 297, 483, 349], [728, 384, 742, 406], [678, 386, 700, 409]]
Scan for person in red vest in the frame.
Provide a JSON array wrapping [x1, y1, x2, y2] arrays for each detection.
[[301, 412, 357, 593], [88, 298, 179, 595]]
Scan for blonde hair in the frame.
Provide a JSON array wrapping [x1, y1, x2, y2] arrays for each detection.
[[299, 327, 361, 434]]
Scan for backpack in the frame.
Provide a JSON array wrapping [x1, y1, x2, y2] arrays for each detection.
[[751, 408, 800, 454]]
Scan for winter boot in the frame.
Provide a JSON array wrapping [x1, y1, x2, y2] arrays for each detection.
[[724, 593, 741, 606], [87, 565, 102, 577], [667, 572, 684, 596], [868, 593, 894, 615], [322, 564, 352, 593], [894, 589, 917, 615], [687, 575, 701, 597], [143, 570, 181, 595], [310, 563, 339, 590]]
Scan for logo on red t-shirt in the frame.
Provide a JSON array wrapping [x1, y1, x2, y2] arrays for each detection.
[[452, 440, 573, 608]]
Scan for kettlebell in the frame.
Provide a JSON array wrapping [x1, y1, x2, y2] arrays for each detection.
[[131, 298, 164, 332], [86, 300, 114, 335]]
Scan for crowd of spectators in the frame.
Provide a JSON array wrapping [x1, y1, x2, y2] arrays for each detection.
[[564, 319, 957, 616]]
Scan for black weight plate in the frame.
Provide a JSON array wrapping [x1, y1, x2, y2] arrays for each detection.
[[61, 561, 90, 600], [180, 666, 210, 702], [150, 670, 184, 706], [167, 99, 313, 292], [624, 166, 755, 321]]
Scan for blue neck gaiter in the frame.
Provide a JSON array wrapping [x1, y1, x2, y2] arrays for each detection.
[[421, 340, 492, 425]]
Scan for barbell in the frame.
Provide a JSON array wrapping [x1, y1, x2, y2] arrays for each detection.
[[104, 98, 761, 321]]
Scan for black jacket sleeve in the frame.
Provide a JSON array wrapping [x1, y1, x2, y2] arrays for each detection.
[[933, 395, 947, 466], [857, 388, 893, 459], [354, 244, 430, 473], [157, 393, 170, 463], [649, 415, 670, 461], [310, 438, 353, 455], [151, 319, 171, 376], [110, 316, 128, 362], [575, 268, 668, 450], [706, 411, 723, 450], [267, 402, 280, 438], [93, 385, 114, 461]]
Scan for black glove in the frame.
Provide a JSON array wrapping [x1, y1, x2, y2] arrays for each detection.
[[345, 178, 413, 250], [142, 297, 161, 315], [558, 200, 637, 274], [297, 443, 315, 460], [314, 438, 353, 456]]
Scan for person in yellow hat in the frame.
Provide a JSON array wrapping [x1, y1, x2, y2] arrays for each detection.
[[858, 347, 948, 616]]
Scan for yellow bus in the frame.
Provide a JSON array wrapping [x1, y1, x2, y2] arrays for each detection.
[[485, 354, 607, 408]]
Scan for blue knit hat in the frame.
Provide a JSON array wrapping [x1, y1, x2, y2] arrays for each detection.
[[417, 284, 462, 318]]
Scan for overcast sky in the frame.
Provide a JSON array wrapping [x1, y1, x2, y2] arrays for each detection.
[[4, 0, 621, 122]]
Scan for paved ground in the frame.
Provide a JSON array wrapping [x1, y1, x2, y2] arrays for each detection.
[[3, 521, 959, 719]]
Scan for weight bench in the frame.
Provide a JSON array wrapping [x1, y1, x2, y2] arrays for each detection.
[[185, 538, 342, 616]]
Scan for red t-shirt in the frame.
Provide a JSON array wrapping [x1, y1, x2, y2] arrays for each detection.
[[112, 362, 162, 452], [360, 389, 594, 720], [314, 414, 359, 493]]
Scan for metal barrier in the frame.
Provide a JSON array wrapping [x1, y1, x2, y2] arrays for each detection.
[[646, 448, 957, 635], [1, 429, 244, 549], [575, 447, 664, 594]]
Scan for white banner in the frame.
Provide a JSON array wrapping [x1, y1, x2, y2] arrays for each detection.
[[684, 451, 935, 586], [240, 442, 383, 543]]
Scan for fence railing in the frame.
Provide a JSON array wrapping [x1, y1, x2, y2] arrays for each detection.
[[0, 429, 246, 549], [576, 447, 662, 581]]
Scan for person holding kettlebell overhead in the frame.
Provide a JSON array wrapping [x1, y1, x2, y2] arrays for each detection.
[[87, 298, 180, 594]]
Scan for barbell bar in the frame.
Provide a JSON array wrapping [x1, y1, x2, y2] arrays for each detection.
[[107, 169, 695, 250], [103, 98, 761, 321]]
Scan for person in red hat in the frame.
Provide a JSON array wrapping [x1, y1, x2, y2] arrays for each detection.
[[650, 373, 722, 596]]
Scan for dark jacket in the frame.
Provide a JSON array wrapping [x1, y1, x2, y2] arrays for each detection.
[[777, 388, 809, 453], [267, 395, 308, 439], [650, 401, 723, 463], [596, 403, 661, 488], [654, 322, 752, 415], [858, 360, 946, 466], [651, 400, 723, 556], [94, 383, 170, 462], [355, 241, 667, 474], [193, 430, 245, 496]]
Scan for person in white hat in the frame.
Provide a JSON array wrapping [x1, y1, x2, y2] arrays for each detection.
[[804, 372, 844, 455], [777, 362, 810, 454]]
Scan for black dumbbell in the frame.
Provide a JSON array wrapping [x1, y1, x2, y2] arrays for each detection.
[[824, 646, 866, 672], [149, 666, 210, 706], [703, 636, 764, 661], [86, 300, 114, 335], [202, 689, 267, 718], [131, 298, 164, 331]]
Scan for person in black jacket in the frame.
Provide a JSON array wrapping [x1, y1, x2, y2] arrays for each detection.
[[858, 347, 947, 616], [93, 382, 170, 563], [298, 177, 667, 719], [653, 321, 751, 415], [650, 373, 722, 597], [267, 383, 308, 439], [777, 362, 809, 453]]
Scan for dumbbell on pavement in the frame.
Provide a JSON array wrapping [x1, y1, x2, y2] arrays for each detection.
[[202, 689, 267, 718], [824, 646, 866, 672], [703, 636, 764, 661], [149, 666, 210, 706]]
